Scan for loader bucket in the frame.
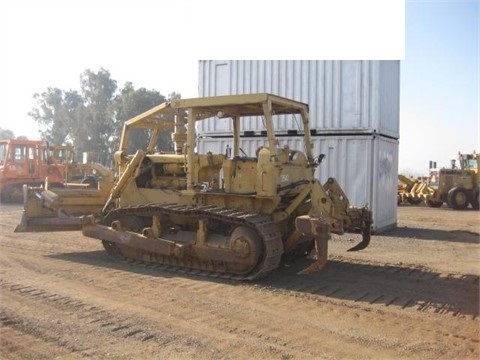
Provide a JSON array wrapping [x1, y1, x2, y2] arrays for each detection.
[[295, 215, 331, 274]]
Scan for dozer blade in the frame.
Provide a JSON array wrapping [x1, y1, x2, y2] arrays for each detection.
[[346, 220, 372, 252], [295, 215, 331, 275], [14, 185, 109, 233], [15, 213, 83, 233]]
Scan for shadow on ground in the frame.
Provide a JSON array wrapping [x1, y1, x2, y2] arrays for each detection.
[[48, 251, 479, 319], [379, 226, 479, 244]]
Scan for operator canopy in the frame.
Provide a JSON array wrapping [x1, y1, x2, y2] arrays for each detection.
[[123, 93, 309, 129]]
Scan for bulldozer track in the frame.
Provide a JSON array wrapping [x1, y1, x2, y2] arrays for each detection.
[[101, 203, 284, 280]]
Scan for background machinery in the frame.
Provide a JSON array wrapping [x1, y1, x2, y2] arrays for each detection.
[[0, 139, 114, 203], [17, 93, 373, 279], [424, 151, 479, 210], [15, 144, 115, 231], [48, 144, 114, 188], [397, 151, 479, 210], [397, 174, 425, 205], [0, 139, 65, 202]]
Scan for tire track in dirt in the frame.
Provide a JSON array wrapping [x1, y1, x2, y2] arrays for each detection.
[[2, 204, 479, 320], [2, 234, 478, 320], [10, 244, 479, 355], [1, 204, 479, 359], [95, 254, 479, 319], [256, 256, 479, 319], [0, 281, 228, 359], [0, 241, 318, 358], [0, 278, 321, 359], [0, 280, 158, 342], [2, 271, 478, 360], [0, 244, 428, 358], [0, 320, 83, 360]]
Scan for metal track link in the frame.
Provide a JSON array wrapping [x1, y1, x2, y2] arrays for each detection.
[[101, 203, 284, 280]]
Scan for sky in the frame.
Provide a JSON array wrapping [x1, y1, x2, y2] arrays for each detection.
[[399, 0, 479, 175], [0, 0, 478, 176]]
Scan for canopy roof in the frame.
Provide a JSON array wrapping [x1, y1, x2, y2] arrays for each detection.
[[124, 93, 309, 130]]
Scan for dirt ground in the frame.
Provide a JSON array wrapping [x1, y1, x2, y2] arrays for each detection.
[[0, 203, 478, 359]]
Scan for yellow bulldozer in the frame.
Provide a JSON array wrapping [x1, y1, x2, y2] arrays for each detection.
[[15, 144, 115, 231], [48, 144, 115, 188], [16, 93, 373, 279]]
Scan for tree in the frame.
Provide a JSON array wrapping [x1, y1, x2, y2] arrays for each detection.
[[29, 88, 83, 144], [73, 68, 118, 163], [111, 82, 172, 154], [29, 68, 117, 163], [0, 128, 15, 140], [29, 68, 176, 165], [167, 91, 182, 101]]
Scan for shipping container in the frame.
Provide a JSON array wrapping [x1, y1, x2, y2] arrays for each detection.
[[198, 60, 400, 139], [197, 133, 398, 233]]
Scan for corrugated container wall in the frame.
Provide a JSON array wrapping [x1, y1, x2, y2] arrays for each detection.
[[197, 135, 398, 233], [198, 60, 400, 138]]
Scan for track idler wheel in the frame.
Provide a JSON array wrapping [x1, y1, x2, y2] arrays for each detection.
[[101, 214, 145, 260], [228, 226, 263, 274]]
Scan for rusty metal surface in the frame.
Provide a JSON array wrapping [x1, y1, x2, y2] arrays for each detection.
[[84, 203, 284, 280], [14, 215, 83, 233]]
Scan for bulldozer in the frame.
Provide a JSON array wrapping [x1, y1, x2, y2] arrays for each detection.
[[0, 140, 115, 203], [14, 144, 115, 232], [425, 151, 479, 210], [16, 93, 373, 279], [0, 139, 66, 202], [48, 144, 115, 188]]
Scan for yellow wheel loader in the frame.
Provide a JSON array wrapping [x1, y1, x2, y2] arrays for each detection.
[[16, 93, 373, 279], [425, 151, 479, 210]]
